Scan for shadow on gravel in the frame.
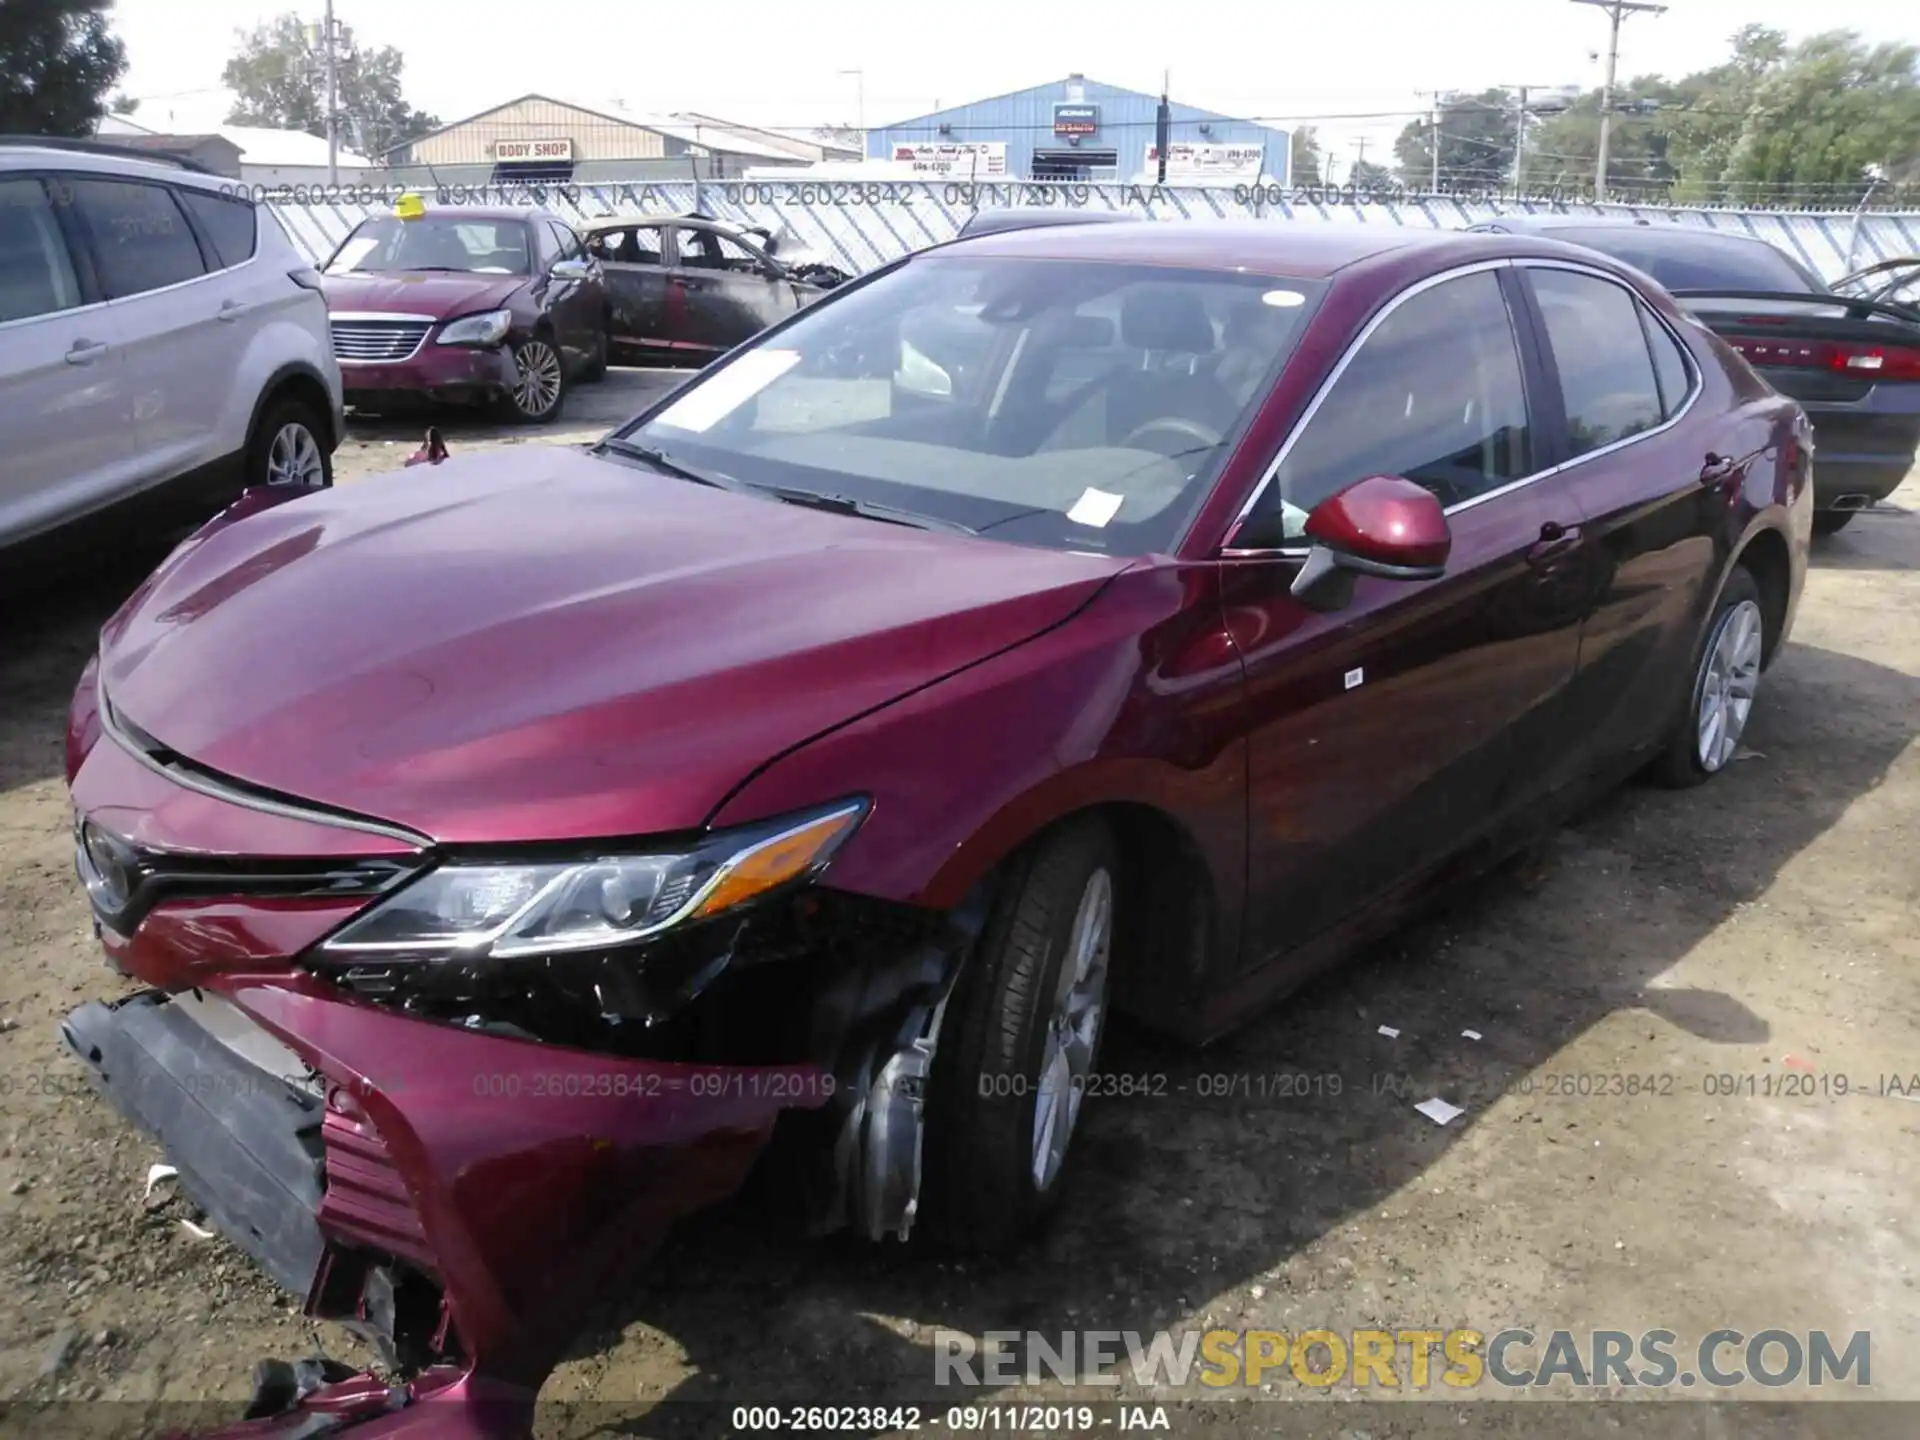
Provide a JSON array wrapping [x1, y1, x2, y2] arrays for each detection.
[[571, 638, 1918, 1437]]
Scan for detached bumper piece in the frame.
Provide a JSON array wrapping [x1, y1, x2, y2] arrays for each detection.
[[62, 991, 327, 1298]]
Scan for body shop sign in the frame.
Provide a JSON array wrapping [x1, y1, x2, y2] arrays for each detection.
[[1052, 104, 1099, 137], [492, 139, 574, 162], [1144, 143, 1266, 183]]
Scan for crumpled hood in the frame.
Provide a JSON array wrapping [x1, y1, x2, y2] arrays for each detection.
[[321, 271, 525, 321], [98, 448, 1128, 844]]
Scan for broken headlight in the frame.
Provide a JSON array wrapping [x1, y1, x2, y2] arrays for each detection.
[[318, 799, 865, 963]]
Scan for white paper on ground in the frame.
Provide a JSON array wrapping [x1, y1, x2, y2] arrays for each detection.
[[1461, 1029, 1483, 1041], [1066, 487, 1125, 528], [652, 349, 801, 433], [179, 1219, 216, 1240], [143, 1163, 178, 1199], [1415, 1097, 1466, 1126], [1377, 1025, 1400, 1038]]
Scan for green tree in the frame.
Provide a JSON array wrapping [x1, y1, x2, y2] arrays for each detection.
[[1349, 159, 1395, 190], [1394, 89, 1518, 191], [1527, 76, 1696, 197], [1290, 125, 1322, 186], [0, 0, 128, 137], [222, 11, 439, 159], [108, 91, 139, 116]]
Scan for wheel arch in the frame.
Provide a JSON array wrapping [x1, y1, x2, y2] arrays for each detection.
[[246, 363, 341, 455], [1731, 524, 1792, 667]]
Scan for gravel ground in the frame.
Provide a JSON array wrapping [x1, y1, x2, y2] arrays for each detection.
[[2, 385, 1916, 1435]]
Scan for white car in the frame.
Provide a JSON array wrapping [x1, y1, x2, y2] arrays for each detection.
[[0, 137, 343, 571]]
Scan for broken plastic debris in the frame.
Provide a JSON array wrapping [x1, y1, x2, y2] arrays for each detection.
[[1782, 1054, 1815, 1072], [1461, 1029, 1483, 1041], [1377, 1025, 1400, 1039], [143, 1163, 177, 1199], [180, 1218, 216, 1240], [1415, 1097, 1465, 1126], [1732, 747, 1766, 762]]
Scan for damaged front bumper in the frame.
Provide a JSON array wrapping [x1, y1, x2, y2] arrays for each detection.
[[61, 903, 973, 1437]]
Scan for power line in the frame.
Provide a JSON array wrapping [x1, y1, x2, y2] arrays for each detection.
[[1570, 0, 1667, 200]]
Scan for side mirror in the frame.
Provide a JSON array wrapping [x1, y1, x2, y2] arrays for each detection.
[[1289, 475, 1451, 613], [551, 258, 592, 281]]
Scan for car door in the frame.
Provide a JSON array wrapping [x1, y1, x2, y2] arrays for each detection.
[[1515, 261, 1738, 784], [543, 219, 602, 366], [588, 224, 673, 360], [670, 223, 800, 356], [1221, 264, 1588, 975], [61, 174, 225, 483], [0, 173, 133, 547]]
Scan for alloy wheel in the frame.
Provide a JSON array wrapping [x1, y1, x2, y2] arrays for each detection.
[[1696, 598, 1764, 772], [265, 422, 325, 486], [512, 341, 563, 418], [1031, 866, 1113, 1190]]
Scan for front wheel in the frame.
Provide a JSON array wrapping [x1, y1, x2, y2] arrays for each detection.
[[502, 337, 566, 423], [922, 818, 1117, 1253], [1652, 567, 1765, 788]]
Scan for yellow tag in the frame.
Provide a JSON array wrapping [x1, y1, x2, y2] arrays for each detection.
[[393, 192, 426, 221]]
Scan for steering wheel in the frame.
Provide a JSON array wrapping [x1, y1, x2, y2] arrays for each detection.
[[1121, 416, 1224, 460]]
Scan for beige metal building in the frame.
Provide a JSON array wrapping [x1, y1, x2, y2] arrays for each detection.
[[386, 95, 846, 182]]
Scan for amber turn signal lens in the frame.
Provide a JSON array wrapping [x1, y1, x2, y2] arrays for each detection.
[[688, 804, 864, 920]]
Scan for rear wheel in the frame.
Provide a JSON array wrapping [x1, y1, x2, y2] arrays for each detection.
[[1652, 567, 1765, 789], [246, 397, 332, 489], [922, 818, 1117, 1253], [1812, 510, 1855, 536]]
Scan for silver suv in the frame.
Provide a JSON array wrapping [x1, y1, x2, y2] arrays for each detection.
[[0, 138, 343, 568]]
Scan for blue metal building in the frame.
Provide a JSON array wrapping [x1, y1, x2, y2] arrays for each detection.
[[866, 74, 1291, 184]]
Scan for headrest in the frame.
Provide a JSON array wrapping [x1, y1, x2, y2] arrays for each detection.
[[1121, 287, 1216, 354]]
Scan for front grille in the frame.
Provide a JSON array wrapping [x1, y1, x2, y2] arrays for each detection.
[[330, 319, 432, 363]]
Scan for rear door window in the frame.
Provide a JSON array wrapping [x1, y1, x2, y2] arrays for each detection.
[[177, 188, 258, 269], [1529, 268, 1666, 457], [63, 178, 208, 298], [0, 177, 84, 322], [1642, 311, 1695, 420]]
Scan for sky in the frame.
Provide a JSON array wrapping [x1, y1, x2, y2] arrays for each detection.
[[110, 0, 1917, 168]]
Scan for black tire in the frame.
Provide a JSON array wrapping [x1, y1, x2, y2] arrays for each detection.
[[581, 323, 610, 383], [921, 817, 1118, 1253], [1812, 510, 1855, 536], [1651, 566, 1765, 790], [245, 396, 332, 490], [499, 334, 567, 424]]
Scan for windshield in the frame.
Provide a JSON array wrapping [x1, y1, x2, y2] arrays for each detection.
[[612, 255, 1324, 554], [1551, 228, 1824, 294], [325, 216, 532, 276]]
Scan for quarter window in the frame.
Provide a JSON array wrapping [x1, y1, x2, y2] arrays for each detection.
[[64, 178, 207, 298], [177, 188, 258, 269], [1642, 309, 1694, 419], [1259, 269, 1532, 539], [1530, 268, 1666, 457], [0, 178, 83, 323]]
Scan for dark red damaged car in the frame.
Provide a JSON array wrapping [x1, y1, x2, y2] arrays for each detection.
[[62, 222, 1810, 1434]]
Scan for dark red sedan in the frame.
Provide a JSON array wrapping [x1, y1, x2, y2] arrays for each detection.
[[322, 204, 609, 423], [63, 223, 1809, 1435]]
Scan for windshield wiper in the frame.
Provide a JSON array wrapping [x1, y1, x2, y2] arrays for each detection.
[[594, 438, 752, 492], [764, 486, 978, 536]]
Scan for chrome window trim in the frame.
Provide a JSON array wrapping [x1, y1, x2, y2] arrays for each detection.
[[97, 676, 431, 850], [1220, 255, 1704, 555]]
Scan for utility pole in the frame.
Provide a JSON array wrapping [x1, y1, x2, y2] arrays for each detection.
[[306, 2, 349, 183], [1414, 89, 1449, 192], [1512, 87, 1528, 193], [1570, 0, 1665, 202]]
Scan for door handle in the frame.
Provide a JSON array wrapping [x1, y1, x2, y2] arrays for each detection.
[[217, 300, 252, 323], [65, 339, 108, 365], [1526, 520, 1582, 567]]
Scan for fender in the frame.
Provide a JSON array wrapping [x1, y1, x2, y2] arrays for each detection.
[[707, 562, 1250, 970]]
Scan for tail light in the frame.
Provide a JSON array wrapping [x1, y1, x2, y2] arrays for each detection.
[[1727, 335, 1920, 382]]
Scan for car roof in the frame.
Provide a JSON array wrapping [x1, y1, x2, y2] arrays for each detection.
[[956, 207, 1136, 237], [938, 220, 1521, 279], [1468, 213, 1786, 254], [0, 139, 243, 195], [386, 205, 549, 224]]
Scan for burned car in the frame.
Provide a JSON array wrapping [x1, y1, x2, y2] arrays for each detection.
[[582, 212, 848, 365], [322, 203, 610, 423], [64, 221, 1809, 1435]]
